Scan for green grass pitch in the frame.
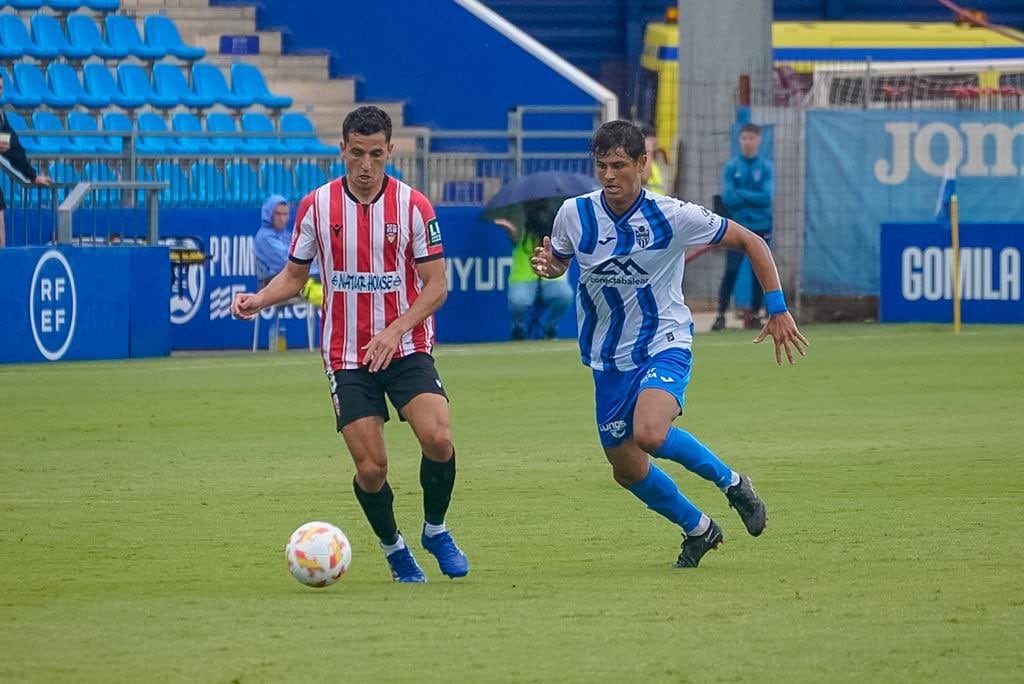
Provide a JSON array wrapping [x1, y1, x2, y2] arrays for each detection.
[[1, 324, 1022, 682]]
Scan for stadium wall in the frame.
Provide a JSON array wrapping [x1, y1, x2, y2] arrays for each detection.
[[209, 0, 611, 130]]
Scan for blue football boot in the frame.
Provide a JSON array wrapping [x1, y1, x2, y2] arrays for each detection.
[[421, 527, 469, 578], [384, 545, 427, 583]]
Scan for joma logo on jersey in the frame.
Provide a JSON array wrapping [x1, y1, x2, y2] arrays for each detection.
[[592, 258, 648, 277]]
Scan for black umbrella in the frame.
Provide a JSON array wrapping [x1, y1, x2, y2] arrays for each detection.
[[482, 171, 599, 221]]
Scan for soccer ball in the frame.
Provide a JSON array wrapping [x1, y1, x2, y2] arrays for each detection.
[[285, 521, 352, 588]]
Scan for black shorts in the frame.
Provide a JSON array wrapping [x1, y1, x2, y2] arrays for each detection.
[[326, 352, 448, 431]]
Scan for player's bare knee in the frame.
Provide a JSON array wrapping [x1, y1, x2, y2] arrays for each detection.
[[419, 429, 453, 461], [634, 424, 669, 455], [355, 461, 388, 490]]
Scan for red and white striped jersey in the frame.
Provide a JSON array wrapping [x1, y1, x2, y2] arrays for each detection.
[[289, 175, 445, 371]]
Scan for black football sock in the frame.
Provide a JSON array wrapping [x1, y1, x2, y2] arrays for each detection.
[[352, 478, 399, 545], [420, 449, 456, 526]]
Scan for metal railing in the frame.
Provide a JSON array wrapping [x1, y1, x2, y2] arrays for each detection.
[[57, 181, 168, 244], [6, 106, 602, 212]]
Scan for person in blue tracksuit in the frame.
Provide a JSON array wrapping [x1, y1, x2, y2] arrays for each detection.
[[712, 124, 774, 331]]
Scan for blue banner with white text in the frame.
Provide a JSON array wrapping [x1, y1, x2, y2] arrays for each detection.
[[805, 110, 1024, 295], [0, 246, 169, 363], [880, 223, 1023, 323], [159, 206, 576, 350]]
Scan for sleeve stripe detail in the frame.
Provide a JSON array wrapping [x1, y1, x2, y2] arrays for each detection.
[[709, 217, 728, 245], [414, 253, 445, 264], [289, 255, 314, 265], [551, 247, 574, 261]]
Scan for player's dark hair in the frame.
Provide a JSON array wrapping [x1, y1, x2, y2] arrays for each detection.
[[342, 106, 393, 144], [740, 123, 761, 136], [590, 120, 646, 162]]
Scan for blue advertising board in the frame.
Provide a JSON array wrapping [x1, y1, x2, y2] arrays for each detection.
[[0, 246, 169, 363], [805, 110, 1024, 296], [159, 206, 576, 350], [880, 223, 1023, 323]]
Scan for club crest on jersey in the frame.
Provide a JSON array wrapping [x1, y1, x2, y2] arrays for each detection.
[[385, 223, 399, 244], [634, 224, 651, 248]]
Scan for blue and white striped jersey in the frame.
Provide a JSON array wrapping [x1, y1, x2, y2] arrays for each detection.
[[550, 188, 728, 371]]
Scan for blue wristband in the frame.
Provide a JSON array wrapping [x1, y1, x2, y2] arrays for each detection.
[[765, 289, 788, 316]]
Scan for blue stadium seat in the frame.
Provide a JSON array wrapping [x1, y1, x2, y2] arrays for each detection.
[[83, 0, 120, 11], [242, 113, 287, 153], [31, 15, 91, 61], [0, 15, 58, 61], [153, 64, 213, 109], [48, 63, 109, 109], [68, 15, 127, 60], [101, 112, 133, 154], [259, 161, 292, 199], [192, 63, 252, 109], [9, 0, 43, 11], [205, 112, 245, 154], [105, 15, 165, 60], [82, 161, 120, 207], [6, 110, 40, 154], [137, 112, 185, 154], [47, 161, 81, 203], [144, 16, 205, 61], [44, 0, 85, 11], [31, 111, 75, 153], [1, 66, 35, 109], [280, 113, 335, 154], [68, 112, 120, 153], [171, 112, 215, 154], [84, 64, 144, 110], [118, 63, 177, 109], [225, 161, 260, 204], [152, 161, 191, 205], [14, 63, 75, 109], [230, 64, 291, 110], [293, 161, 328, 193], [189, 161, 226, 206]]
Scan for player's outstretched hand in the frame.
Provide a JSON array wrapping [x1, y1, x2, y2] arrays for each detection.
[[531, 236, 566, 278], [362, 325, 403, 373], [753, 312, 809, 366], [231, 291, 262, 320]]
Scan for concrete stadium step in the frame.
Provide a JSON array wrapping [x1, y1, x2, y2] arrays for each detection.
[[269, 79, 355, 105], [120, 0, 213, 7], [124, 4, 256, 21], [300, 102, 408, 134], [204, 54, 329, 82]]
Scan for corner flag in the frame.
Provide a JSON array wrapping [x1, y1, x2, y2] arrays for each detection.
[[933, 163, 962, 333], [933, 163, 957, 227]]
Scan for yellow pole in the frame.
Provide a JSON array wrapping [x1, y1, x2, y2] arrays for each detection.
[[950, 194, 961, 334]]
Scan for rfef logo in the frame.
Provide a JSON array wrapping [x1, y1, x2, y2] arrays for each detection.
[[29, 250, 77, 361]]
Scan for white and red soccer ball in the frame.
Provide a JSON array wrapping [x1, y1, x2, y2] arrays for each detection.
[[285, 521, 352, 588]]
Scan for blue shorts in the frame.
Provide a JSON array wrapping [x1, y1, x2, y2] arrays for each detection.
[[593, 348, 693, 448]]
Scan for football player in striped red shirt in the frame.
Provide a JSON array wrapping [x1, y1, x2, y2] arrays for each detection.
[[232, 107, 467, 583]]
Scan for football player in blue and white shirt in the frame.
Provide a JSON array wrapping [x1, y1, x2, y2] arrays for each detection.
[[532, 121, 808, 568]]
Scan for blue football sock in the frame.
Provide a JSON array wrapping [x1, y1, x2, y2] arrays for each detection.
[[652, 427, 734, 490], [626, 463, 703, 534]]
